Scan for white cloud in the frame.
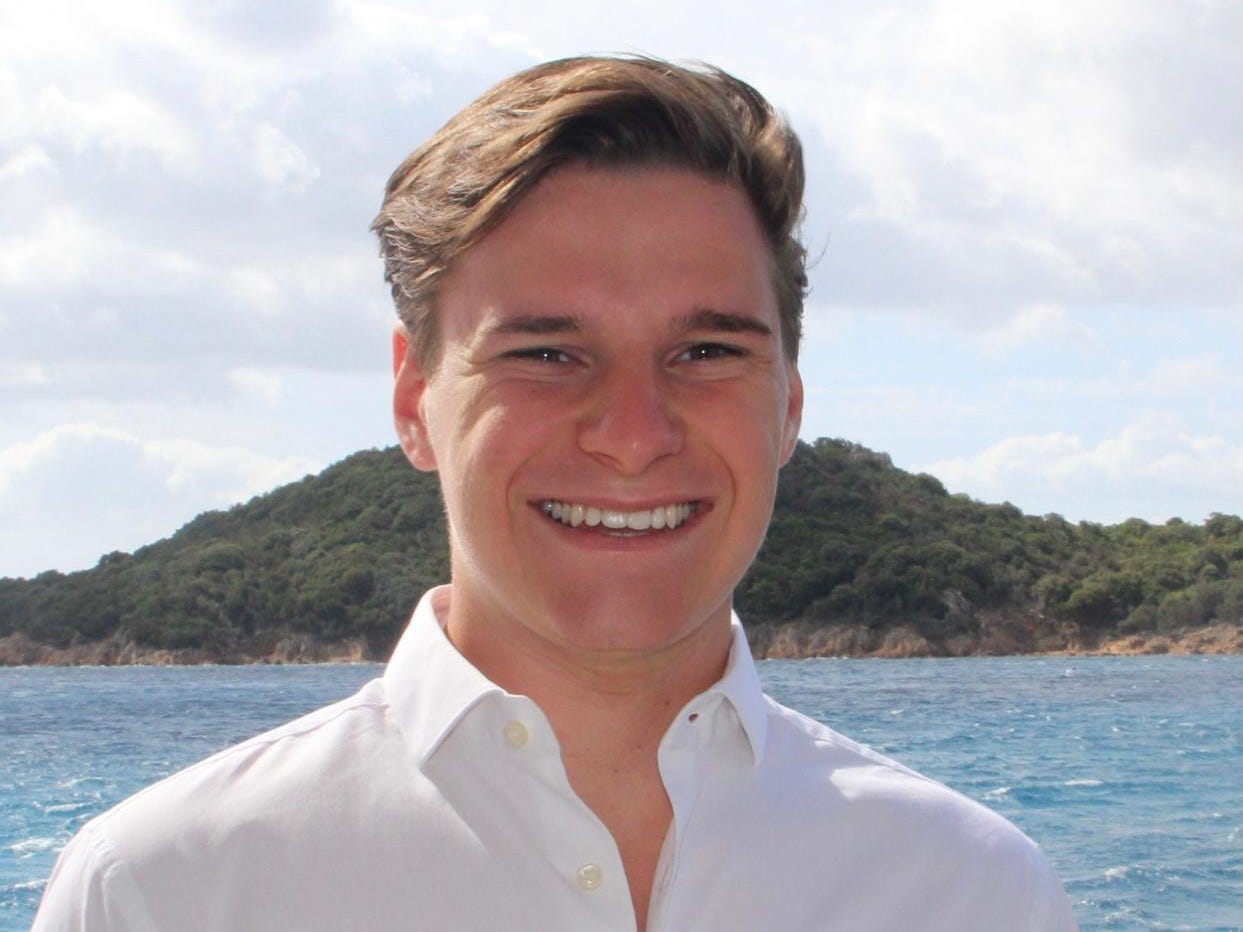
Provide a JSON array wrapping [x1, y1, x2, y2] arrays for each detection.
[[1000, 352, 1243, 404], [254, 122, 319, 191], [226, 266, 285, 315], [0, 363, 50, 387], [0, 0, 527, 390], [143, 436, 316, 498], [1147, 355, 1240, 395], [0, 143, 52, 181], [0, 0, 1239, 574], [927, 423, 1243, 522], [0, 423, 319, 578], [229, 367, 284, 404], [31, 83, 193, 168], [977, 303, 1097, 353], [0, 206, 104, 289], [776, 0, 1243, 313], [808, 383, 999, 425]]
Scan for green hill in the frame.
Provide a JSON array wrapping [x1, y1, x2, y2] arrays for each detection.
[[2, 439, 1240, 663]]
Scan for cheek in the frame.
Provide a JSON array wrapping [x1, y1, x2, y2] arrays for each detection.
[[440, 401, 557, 514], [704, 388, 790, 457]]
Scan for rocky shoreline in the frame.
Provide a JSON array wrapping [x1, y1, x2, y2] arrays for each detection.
[[747, 619, 1243, 659], [2, 621, 1238, 666], [0, 631, 373, 667]]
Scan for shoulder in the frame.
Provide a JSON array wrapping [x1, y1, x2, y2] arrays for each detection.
[[760, 693, 1024, 840], [34, 677, 411, 930], [82, 676, 395, 861], [748, 695, 1075, 925], [762, 693, 986, 803]]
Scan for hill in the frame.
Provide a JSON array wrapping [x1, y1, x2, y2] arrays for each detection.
[[1, 438, 1240, 664]]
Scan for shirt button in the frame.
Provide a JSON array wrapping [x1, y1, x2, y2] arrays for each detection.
[[502, 720, 529, 748], [576, 863, 604, 890]]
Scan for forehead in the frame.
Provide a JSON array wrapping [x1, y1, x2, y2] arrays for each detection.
[[436, 165, 778, 341]]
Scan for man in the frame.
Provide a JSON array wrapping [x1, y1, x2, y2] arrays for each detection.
[[34, 56, 1077, 930]]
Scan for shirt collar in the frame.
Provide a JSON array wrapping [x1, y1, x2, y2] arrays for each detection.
[[383, 586, 502, 768], [382, 586, 770, 768], [710, 612, 770, 766]]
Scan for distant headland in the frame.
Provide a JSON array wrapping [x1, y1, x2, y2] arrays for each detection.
[[2, 440, 1239, 666]]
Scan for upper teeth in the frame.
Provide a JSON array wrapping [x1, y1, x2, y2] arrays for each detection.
[[540, 501, 694, 531]]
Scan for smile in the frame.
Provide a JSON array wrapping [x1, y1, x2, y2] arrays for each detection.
[[539, 500, 696, 531]]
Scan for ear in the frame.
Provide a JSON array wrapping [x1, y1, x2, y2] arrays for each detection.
[[392, 327, 438, 471], [779, 364, 803, 466]]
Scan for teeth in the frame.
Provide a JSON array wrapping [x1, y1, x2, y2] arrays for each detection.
[[540, 500, 695, 531]]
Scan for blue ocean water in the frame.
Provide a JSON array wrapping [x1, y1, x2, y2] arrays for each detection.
[[1, 655, 1239, 931]]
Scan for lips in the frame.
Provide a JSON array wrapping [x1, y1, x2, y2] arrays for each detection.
[[539, 500, 696, 531]]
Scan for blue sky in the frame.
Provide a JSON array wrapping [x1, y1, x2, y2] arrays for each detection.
[[1, 0, 1240, 579]]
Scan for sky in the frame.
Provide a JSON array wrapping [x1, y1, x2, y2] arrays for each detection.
[[1, 0, 1240, 580]]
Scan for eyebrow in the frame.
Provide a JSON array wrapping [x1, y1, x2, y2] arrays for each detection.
[[481, 308, 772, 339], [483, 314, 584, 337], [673, 308, 773, 337]]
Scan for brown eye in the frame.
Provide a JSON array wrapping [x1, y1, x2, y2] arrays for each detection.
[[510, 347, 572, 364], [679, 343, 743, 362]]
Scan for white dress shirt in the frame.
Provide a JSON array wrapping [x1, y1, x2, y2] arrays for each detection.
[[34, 585, 1077, 931]]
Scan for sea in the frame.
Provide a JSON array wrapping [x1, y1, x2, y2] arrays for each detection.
[[2, 655, 1240, 931]]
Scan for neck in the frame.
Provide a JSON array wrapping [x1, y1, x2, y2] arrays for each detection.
[[441, 585, 733, 932], [444, 590, 734, 750]]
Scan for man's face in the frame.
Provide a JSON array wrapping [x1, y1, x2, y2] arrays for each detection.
[[394, 165, 802, 658]]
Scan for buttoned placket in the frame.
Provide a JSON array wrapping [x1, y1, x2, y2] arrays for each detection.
[[644, 694, 725, 932], [396, 596, 768, 930], [488, 695, 636, 927]]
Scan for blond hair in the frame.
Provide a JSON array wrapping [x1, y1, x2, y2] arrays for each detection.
[[373, 55, 806, 367]]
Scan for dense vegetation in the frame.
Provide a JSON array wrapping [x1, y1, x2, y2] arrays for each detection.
[[2, 439, 1240, 660]]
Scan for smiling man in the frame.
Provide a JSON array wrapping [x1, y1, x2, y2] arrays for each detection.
[[34, 57, 1077, 931]]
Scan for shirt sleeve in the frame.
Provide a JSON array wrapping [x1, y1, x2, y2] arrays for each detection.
[[31, 823, 159, 932], [1026, 843, 1081, 932]]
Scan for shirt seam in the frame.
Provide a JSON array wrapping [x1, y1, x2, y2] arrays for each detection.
[[80, 821, 161, 932], [90, 692, 390, 828]]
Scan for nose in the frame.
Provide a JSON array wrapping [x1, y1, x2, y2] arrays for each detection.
[[577, 363, 685, 474]]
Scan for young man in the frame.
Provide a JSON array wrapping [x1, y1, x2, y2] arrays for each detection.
[[34, 57, 1077, 931]]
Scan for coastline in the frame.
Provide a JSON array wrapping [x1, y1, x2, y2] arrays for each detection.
[[2, 622, 1238, 666], [0, 631, 373, 667], [748, 619, 1243, 660]]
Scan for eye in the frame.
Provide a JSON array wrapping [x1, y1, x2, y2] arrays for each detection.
[[507, 347, 573, 365], [677, 343, 745, 363]]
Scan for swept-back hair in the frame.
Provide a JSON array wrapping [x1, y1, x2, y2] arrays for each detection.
[[373, 55, 807, 367]]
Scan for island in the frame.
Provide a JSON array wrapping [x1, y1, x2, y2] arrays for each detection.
[[2, 439, 1239, 664]]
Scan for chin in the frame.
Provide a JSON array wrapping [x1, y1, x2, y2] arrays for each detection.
[[542, 588, 729, 655]]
